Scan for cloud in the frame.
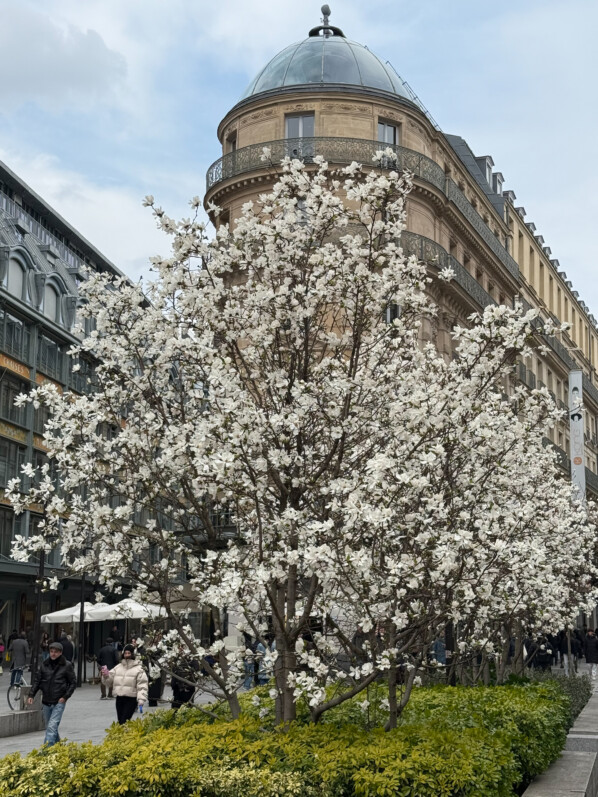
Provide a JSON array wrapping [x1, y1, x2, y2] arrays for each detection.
[[0, 147, 170, 282], [0, 1, 126, 111]]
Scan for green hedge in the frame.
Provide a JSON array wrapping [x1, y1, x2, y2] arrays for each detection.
[[0, 681, 571, 797]]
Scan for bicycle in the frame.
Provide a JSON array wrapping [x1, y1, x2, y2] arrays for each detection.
[[7, 667, 31, 711]]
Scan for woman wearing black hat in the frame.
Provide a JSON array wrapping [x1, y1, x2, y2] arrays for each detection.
[[100, 643, 148, 724]]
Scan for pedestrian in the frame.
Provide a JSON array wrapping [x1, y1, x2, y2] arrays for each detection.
[[171, 653, 200, 710], [431, 634, 446, 666], [100, 643, 148, 724], [585, 629, 598, 680], [558, 629, 576, 676], [59, 633, 74, 663], [40, 631, 50, 662], [242, 633, 257, 689], [534, 635, 553, 671], [8, 632, 30, 685], [146, 634, 165, 707], [0, 633, 4, 675], [96, 638, 119, 698], [110, 625, 122, 651], [256, 633, 276, 686], [27, 641, 76, 746]]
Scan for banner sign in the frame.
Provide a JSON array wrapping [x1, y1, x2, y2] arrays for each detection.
[[569, 369, 586, 501]]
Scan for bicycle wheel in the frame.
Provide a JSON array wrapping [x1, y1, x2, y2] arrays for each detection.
[[7, 683, 21, 711]]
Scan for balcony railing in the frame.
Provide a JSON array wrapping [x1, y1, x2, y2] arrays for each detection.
[[399, 231, 495, 309], [207, 136, 446, 193], [206, 137, 519, 282]]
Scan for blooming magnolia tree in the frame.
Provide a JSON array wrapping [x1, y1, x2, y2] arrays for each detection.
[[9, 155, 598, 727]]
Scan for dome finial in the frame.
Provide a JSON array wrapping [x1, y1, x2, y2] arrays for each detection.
[[308, 6, 344, 38]]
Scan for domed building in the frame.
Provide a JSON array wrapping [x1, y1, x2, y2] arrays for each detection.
[[204, 7, 522, 355], [205, 7, 598, 499]]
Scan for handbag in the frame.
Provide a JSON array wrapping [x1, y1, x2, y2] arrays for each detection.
[[5, 652, 10, 663]]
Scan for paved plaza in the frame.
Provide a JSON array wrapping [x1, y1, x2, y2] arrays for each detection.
[[0, 677, 214, 758]]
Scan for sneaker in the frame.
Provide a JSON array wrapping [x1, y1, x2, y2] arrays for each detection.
[[100, 696, 106, 699]]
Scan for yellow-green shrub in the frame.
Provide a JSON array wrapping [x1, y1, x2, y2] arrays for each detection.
[[0, 681, 570, 797]]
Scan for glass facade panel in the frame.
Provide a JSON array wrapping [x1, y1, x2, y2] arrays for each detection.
[[0, 375, 27, 426], [0, 311, 31, 363], [33, 403, 52, 435], [0, 507, 13, 558], [0, 438, 26, 488], [37, 334, 63, 380]]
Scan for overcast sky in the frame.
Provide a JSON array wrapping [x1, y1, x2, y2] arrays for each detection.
[[1, 0, 596, 312]]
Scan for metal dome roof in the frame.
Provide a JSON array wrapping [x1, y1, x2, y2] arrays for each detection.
[[241, 10, 411, 101]]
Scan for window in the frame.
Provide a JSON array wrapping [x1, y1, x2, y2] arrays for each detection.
[[378, 121, 398, 146], [43, 284, 59, 323], [0, 375, 27, 426], [33, 402, 52, 434], [37, 334, 63, 380], [0, 507, 15, 558], [0, 310, 32, 362], [226, 133, 237, 154], [7, 259, 25, 300], [385, 304, 402, 324], [0, 438, 26, 488], [285, 113, 315, 159], [285, 113, 314, 138], [32, 450, 48, 489]]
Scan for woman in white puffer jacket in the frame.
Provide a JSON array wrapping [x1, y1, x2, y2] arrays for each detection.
[[101, 643, 148, 724]]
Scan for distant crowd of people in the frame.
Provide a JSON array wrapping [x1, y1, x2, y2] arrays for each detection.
[[524, 628, 598, 678]]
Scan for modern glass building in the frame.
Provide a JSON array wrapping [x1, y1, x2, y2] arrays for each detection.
[[0, 158, 124, 641]]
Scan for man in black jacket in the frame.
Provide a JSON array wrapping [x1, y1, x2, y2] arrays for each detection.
[[27, 641, 76, 746], [59, 633, 74, 663], [97, 638, 118, 698]]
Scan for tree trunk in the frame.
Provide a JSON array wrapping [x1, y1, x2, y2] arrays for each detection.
[[445, 622, 457, 686], [482, 654, 490, 685], [386, 624, 398, 730], [274, 647, 297, 726], [386, 663, 418, 731], [513, 623, 524, 676], [496, 625, 511, 685]]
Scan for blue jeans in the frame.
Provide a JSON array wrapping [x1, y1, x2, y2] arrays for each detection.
[[10, 668, 23, 686], [42, 702, 65, 746]]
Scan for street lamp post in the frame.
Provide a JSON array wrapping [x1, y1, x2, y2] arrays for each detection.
[[77, 571, 86, 687], [30, 548, 45, 678]]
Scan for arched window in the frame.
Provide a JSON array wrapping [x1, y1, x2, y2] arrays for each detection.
[[7, 259, 25, 300], [43, 284, 59, 323]]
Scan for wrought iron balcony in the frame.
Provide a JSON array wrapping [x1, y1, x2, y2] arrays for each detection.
[[206, 136, 519, 282], [206, 136, 446, 193], [399, 231, 495, 310]]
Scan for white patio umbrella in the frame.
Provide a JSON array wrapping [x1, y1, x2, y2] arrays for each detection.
[[41, 602, 109, 623], [85, 598, 166, 621]]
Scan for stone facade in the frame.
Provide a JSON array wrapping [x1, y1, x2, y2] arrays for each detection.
[[204, 19, 598, 507]]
